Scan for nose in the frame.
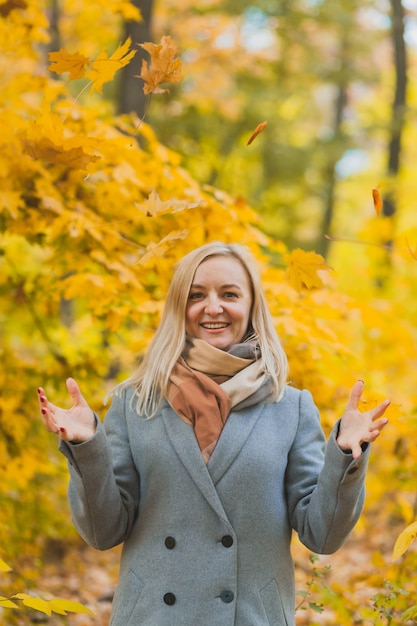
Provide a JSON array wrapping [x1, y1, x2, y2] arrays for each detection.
[[204, 296, 223, 316]]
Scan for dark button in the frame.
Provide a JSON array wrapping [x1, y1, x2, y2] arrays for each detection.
[[221, 535, 233, 548], [165, 536, 176, 549], [220, 590, 234, 604], [163, 592, 176, 606], [347, 467, 358, 475]]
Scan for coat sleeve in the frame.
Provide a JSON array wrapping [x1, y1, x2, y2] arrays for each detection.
[[58, 391, 139, 550], [285, 389, 370, 554]]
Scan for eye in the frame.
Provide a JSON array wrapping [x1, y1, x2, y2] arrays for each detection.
[[189, 292, 204, 301], [223, 291, 239, 299]]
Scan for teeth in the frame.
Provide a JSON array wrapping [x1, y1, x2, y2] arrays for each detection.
[[202, 323, 227, 329]]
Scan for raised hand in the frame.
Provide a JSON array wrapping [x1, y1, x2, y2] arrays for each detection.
[[336, 380, 390, 459], [38, 377, 96, 443]]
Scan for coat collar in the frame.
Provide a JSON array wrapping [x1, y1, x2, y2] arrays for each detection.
[[160, 401, 266, 523]]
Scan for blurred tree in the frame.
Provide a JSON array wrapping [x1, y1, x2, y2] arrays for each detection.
[[118, 0, 155, 117]]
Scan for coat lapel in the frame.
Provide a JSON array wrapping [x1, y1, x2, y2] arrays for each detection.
[[207, 402, 266, 484], [160, 404, 232, 526], [160, 401, 266, 519]]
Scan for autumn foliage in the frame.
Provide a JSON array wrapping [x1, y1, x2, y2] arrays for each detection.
[[1, 1, 417, 624]]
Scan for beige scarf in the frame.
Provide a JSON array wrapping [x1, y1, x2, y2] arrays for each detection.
[[167, 338, 274, 463]]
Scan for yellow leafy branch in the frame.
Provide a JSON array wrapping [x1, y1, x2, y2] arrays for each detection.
[[1, 560, 93, 615]]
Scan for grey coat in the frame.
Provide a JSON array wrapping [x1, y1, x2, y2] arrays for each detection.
[[59, 385, 369, 626]]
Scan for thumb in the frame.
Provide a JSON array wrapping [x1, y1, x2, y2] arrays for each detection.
[[66, 377, 89, 407], [346, 380, 364, 412]]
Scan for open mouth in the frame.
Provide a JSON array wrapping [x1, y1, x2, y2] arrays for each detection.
[[201, 322, 229, 329]]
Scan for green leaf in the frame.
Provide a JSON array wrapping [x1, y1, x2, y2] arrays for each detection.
[[309, 602, 324, 613]]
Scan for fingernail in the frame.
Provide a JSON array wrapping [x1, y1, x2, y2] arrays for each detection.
[[59, 427, 65, 433], [37, 388, 41, 393], [40, 396, 45, 403], [41, 408, 46, 415]]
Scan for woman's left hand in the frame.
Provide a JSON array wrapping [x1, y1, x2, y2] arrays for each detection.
[[337, 380, 390, 459]]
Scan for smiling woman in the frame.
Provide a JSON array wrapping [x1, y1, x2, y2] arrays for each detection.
[[38, 241, 390, 626], [185, 255, 253, 351]]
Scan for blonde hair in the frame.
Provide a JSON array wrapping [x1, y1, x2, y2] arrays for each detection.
[[115, 242, 288, 416]]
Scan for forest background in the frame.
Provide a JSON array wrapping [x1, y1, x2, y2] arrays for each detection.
[[1, 0, 417, 624]]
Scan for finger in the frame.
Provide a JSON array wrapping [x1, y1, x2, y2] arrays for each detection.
[[371, 399, 391, 421], [351, 442, 362, 460], [40, 406, 60, 433], [369, 417, 388, 432], [345, 380, 365, 411], [66, 377, 89, 407]]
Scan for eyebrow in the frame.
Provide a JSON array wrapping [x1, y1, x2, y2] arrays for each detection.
[[190, 282, 243, 291]]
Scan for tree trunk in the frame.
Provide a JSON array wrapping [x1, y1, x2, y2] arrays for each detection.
[[319, 81, 348, 259], [117, 0, 155, 118], [382, 0, 408, 219]]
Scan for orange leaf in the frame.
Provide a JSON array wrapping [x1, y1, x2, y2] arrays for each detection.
[[247, 121, 268, 145], [86, 38, 136, 94], [48, 49, 90, 80], [138, 36, 182, 95], [372, 187, 383, 215]]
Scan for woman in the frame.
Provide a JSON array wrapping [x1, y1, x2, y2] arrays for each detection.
[[38, 242, 389, 626]]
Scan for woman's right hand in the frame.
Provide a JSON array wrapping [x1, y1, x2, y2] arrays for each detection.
[[38, 377, 96, 443]]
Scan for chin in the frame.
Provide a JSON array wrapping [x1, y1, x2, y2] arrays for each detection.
[[205, 339, 231, 351]]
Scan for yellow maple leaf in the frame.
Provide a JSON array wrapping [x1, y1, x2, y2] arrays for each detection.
[[392, 521, 417, 560], [139, 230, 189, 264], [138, 36, 182, 95], [285, 248, 331, 291], [86, 38, 137, 94], [138, 190, 202, 217], [48, 49, 90, 80]]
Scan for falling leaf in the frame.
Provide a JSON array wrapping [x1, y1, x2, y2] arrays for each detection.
[[137, 190, 203, 217], [48, 49, 90, 80], [247, 121, 268, 145], [138, 36, 182, 95], [392, 521, 417, 560], [86, 38, 137, 94], [285, 248, 332, 291], [372, 187, 383, 215], [139, 229, 188, 264]]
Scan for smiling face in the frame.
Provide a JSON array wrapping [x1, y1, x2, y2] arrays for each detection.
[[185, 255, 253, 351]]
